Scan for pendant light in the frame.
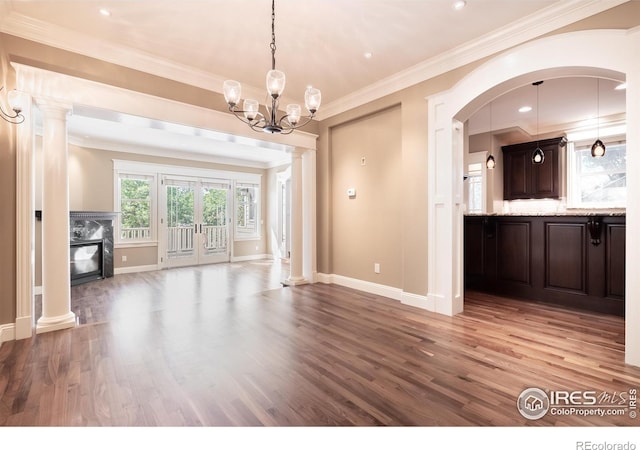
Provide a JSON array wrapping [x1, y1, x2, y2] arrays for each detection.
[[486, 101, 496, 169], [591, 78, 606, 157], [531, 81, 544, 164]]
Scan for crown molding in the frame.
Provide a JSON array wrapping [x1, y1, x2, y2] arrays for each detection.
[[0, 11, 299, 107], [0, 12, 212, 90], [1, 0, 630, 121], [317, 0, 630, 119]]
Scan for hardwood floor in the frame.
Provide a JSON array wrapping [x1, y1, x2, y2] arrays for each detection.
[[2, 260, 639, 426]]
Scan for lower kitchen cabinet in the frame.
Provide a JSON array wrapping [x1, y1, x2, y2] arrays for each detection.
[[464, 215, 625, 316]]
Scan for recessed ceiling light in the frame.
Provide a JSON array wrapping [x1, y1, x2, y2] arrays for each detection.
[[453, 1, 467, 10], [99, 8, 111, 17], [615, 82, 627, 90], [519, 106, 532, 113], [364, 52, 373, 59]]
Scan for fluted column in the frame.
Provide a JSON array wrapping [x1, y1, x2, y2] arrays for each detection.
[[36, 99, 76, 334], [283, 148, 306, 286]]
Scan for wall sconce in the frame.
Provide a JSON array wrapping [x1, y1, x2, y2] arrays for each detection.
[[591, 78, 606, 157], [0, 86, 24, 124]]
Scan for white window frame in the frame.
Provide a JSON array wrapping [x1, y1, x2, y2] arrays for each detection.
[[567, 135, 626, 209], [465, 151, 488, 214], [234, 181, 261, 241], [114, 169, 158, 247]]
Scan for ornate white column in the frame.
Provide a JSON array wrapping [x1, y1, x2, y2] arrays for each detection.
[[36, 99, 76, 334], [283, 148, 306, 286], [14, 90, 35, 340]]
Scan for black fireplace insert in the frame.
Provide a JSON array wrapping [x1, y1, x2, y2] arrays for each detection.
[[70, 239, 105, 286]]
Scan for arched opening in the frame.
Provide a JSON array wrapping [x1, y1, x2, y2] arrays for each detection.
[[427, 29, 640, 366]]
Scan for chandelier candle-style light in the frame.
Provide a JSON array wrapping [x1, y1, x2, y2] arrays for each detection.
[[223, 0, 321, 134]]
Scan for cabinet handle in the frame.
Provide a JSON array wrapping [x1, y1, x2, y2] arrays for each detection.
[[587, 217, 602, 246]]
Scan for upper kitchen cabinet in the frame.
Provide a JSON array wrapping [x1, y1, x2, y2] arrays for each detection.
[[502, 137, 566, 200]]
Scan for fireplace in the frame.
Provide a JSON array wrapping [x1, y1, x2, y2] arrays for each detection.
[[69, 211, 117, 284], [70, 239, 104, 286]]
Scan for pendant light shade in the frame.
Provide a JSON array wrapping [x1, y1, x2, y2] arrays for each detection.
[[532, 146, 545, 164], [486, 101, 495, 169], [591, 139, 606, 157], [531, 81, 544, 164], [591, 78, 606, 157]]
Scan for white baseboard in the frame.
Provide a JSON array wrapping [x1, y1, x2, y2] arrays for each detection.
[[316, 273, 333, 284], [317, 273, 435, 312], [402, 291, 435, 311], [0, 323, 16, 346], [114, 264, 159, 275], [231, 254, 270, 263], [318, 273, 403, 302]]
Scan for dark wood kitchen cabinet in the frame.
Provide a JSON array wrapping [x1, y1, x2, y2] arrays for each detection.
[[464, 214, 625, 316], [502, 137, 566, 200]]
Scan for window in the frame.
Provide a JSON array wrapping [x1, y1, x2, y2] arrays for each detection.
[[466, 162, 484, 214], [568, 138, 626, 208], [116, 173, 156, 243], [235, 182, 260, 240]]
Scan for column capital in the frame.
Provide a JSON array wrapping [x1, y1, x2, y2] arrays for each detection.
[[34, 97, 73, 119]]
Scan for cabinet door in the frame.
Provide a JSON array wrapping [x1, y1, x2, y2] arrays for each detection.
[[504, 149, 530, 199], [532, 144, 559, 198]]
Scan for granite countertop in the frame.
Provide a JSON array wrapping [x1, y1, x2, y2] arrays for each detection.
[[466, 211, 626, 217]]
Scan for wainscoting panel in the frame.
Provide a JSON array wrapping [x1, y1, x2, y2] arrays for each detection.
[[545, 222, 586, 294]]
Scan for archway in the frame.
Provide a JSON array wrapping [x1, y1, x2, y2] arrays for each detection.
[[427, 29, 640, 366]]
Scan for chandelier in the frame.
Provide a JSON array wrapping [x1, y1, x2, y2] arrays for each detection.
[[0, 86, 24, 124], [223, 0, 321, 134]]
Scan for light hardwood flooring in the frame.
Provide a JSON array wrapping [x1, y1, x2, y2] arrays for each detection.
[[2, 260, 639, 426]]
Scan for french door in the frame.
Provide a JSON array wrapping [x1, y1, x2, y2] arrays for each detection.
[[162, 175, 230, 268]]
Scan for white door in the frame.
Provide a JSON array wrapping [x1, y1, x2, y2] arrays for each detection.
[[163, 176, 230, 268]]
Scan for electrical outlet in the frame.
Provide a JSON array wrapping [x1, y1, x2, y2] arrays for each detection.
[[121, 255, 127, 262], [374, 263, 380, 274]]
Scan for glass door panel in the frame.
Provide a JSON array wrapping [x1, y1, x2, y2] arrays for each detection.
[[199, 182, 230, 264], [165, 178, 197, 267]]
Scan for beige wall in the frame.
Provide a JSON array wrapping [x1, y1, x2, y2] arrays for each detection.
[[0, 52, 17, 324], [330, 105, 403, 287]]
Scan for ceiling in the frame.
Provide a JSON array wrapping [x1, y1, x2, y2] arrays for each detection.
[[0, 0, 629, 166]]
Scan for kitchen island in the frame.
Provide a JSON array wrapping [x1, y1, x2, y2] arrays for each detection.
[[464, 213, 625, 316]]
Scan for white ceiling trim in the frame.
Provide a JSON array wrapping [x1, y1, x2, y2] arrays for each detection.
[[12, 62, 318, 150], [0, 10, 299, 109], [1, 0, 629, 121], [68, 135, 290, 170], [318, 0, 629, 119]]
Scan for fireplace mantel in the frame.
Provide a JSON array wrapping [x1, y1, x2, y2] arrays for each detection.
[[70, 211, 119, 220]]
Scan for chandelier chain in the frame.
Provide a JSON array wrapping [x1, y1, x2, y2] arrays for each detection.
[[270, 0, 277, 70]]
